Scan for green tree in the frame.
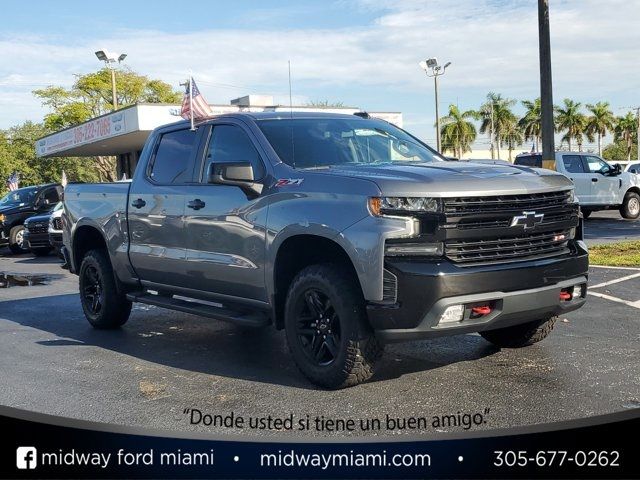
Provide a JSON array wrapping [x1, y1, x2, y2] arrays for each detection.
[[33, 68, 182, 181], [0, 122, 100, 196], [602, 139, 638, 162], [478, 93, 517, 159], [585, 102, 615, 156], [518, 98, 542, 152], [555, 99, 587, 151], [614, 112, 639, 161], [501, 122, 525, 162], [439, 105, 478, 159]]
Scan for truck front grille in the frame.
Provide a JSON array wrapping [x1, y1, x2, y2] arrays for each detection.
[[441, 190, 578, 266], [445, 229, 572, 265], [26, 222, 48, 234]]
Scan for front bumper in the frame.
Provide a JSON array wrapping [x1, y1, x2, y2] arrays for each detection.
[[369, 242, 589, 343], [24, 231, 51, 250]]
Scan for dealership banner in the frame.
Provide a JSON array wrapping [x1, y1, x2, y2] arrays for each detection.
[[1, 406, 638, 479]]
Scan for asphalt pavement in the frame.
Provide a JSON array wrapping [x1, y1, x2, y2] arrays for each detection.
[[584, 210, 640, 245], [1, 243, 639, 438]]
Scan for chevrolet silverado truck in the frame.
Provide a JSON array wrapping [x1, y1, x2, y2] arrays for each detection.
[[514, 152, 640, 219], [62, 112, 589, 388]]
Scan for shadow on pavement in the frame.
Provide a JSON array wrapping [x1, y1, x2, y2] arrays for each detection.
[[1, 293, 498, 390]]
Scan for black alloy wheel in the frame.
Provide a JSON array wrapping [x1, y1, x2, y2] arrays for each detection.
[[82, 264, 104, 315], [295, 288, 341, 366]]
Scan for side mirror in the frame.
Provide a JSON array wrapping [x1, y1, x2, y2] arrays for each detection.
[[208, 161, 263, 197], [613, 163, 622, 175]]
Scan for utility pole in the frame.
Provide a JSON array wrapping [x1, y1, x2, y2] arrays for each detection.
[[538, 0, 556, 169], [110, 68, 117, 110], [95, 50, 127, 111], [434, 75, 441, 152]]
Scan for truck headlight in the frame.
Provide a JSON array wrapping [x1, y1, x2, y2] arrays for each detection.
[[369, 197, 441, 216]]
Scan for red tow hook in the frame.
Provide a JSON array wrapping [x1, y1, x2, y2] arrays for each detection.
[[471, 305, 492, 316], [560, 291, 572, 301]]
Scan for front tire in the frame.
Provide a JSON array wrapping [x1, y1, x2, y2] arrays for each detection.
[[284, 264, 383, 389], [79, 249, 132, 329], [480, 316, 557, 348], [620, 191, 640, 220], [8, 225, 28, 254]]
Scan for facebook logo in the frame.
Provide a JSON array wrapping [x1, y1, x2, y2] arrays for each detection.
[[16, 447, 37, 469]]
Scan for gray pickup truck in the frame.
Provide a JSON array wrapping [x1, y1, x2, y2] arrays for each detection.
[[62, 112, 588, 388]]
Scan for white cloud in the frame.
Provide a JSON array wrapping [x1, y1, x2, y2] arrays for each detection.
[[1, 0, 639, 135]]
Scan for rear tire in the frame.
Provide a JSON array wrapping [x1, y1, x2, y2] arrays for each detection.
[[8, 225, 28, 254], [480, 316, 557, 348], [79, 249, 132, 329], [31, 247, 52, 256], [284, 263, 383, 389], [620, 191, 640, 220]]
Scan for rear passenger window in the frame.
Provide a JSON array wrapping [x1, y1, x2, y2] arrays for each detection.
[[515, 155, 542, 167], [562, 155, 585, 173], [149, 129, 197, 183], [203, 125, 265, 180]]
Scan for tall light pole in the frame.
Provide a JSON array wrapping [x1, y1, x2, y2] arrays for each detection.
[[419, 58, 451, 153], [95, 50, 127, 111], [538, 0, 555, 169]]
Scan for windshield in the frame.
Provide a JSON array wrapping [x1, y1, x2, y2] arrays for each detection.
[[257, 118, 444, 169], [0, 186, 37, 206]]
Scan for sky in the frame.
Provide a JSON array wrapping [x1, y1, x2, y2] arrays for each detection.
[[1, 0, 639, 150]]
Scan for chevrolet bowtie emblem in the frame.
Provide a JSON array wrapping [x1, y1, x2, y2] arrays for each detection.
[[511, 211, 544, 229]]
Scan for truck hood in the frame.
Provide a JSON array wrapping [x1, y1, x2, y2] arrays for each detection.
[[313, 162, 573, 196]]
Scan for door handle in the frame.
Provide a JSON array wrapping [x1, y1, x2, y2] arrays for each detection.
[[591, 178, 598, 182], [187, 199, 206, 210], [131, 198, 146, 208]]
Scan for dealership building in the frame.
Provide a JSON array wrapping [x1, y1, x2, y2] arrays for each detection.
[[36, 95, 403, 179]]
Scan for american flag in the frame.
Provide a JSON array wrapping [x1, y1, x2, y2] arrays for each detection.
[[180, 77, 213, 124], [6, 172, 19, 191]]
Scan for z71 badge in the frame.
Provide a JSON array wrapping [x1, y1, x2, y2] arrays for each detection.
[[275, 178, 304, 187]]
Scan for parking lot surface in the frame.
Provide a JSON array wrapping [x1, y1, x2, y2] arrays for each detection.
[[1, 248, 639, 438], [584, 210, 640, 245]]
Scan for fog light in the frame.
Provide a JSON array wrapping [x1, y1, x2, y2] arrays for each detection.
[[439, 305, 464, 325]]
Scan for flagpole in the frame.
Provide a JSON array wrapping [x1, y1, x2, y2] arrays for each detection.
[[189, 75, 195, 131]]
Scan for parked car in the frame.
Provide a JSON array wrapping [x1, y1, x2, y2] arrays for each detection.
[[625, 162, 640, 174], [63, 112, 588, 389], [514, 152, 640, 219], [24, 212, 54, 256], [48, 202, 64, 256], [0, 183, 63, 253]]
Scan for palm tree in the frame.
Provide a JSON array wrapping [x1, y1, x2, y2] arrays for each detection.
[[585, 102, 615, 156], [518, 98, 542, 152], [614, 112, 638, 160], [555, 99, 587, 151], [478, 92, 517, 159], [501, 122, 525, 162], [439, 104, 478, 159]]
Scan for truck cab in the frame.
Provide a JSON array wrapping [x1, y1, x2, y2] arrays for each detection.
[[514, 152, 640, 219]]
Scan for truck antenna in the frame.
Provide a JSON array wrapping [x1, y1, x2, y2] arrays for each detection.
[[288, 60, 296, 169]]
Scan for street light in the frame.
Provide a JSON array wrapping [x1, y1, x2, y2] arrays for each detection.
[[95, 49, 127, 111], [419, 58, 451, 153]]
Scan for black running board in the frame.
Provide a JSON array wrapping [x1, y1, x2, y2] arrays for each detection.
[[126, 292, 270, 328]]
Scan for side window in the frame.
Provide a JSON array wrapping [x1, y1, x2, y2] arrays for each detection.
[[562, 155, 586, 173], [584, 155, 609, 174], [203, 125, 265, 181], [43, 188, 60, 204], [149, 129, 197, 184], [515, 155, 542, 167]]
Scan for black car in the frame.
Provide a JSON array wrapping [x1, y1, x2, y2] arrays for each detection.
[[24, 212, 54, 256], [0, 183, 63, 254]]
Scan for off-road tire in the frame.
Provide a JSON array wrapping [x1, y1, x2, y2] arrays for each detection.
[[480, 316, 557, 348], [284, 263, 383, 389], [31, 247, 52, 256], [79, 249, 132, 329], [620, 191, 640, 220], [8, 225, 28, 254]]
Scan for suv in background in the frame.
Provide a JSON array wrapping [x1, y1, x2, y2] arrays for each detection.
[[514, 152, 640, 219], [0, 183, 63, 253], [625, 162, 640, 175]]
